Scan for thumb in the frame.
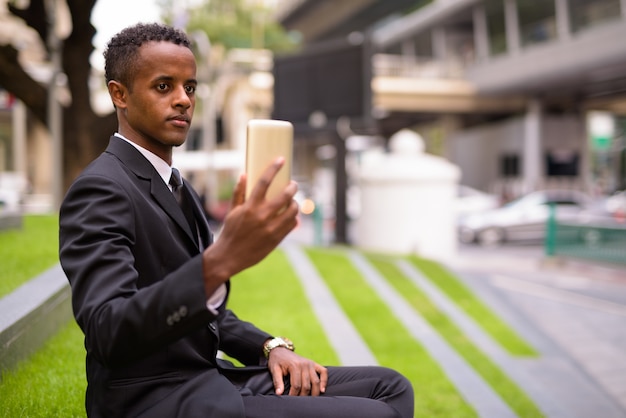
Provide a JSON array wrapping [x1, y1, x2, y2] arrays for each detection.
[[231, 174, 246, 207]]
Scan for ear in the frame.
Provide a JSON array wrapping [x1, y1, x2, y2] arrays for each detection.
[[108, 80, 128, 109]]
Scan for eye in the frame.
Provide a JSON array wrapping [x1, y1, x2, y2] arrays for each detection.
[[185, 85, 196, 94], [157, 83, 169, 91]]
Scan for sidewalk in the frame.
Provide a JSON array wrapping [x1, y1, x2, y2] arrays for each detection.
[[283, 219, 626, 417], [450, 245, 626, 417]]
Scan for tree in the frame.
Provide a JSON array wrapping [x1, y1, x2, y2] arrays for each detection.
[[0, 0, 116, 192], [159, 0, 299, 53], [0, 0, 298, 194]]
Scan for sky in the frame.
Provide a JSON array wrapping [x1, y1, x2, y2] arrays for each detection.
[[90, 0, 162, 70]]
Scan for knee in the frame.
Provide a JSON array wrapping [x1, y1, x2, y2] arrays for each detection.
[[377, 367, 414, 418], [379, 367, 412, 391]]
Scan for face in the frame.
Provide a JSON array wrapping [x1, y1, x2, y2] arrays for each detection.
[[109, 41, 197, 163]]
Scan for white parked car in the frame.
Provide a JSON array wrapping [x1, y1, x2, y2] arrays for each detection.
[[605, 191, 626, 219], [457, 185, 500, 216], [0, 188, 21, 213], [458, 189, 593, 245]]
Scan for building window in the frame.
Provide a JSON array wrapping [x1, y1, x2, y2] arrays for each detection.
[[569, 0, 621, 33], [545, 150, 579, 176], [485, 0, 508, 56], [500, 153, 520, 177], [516, 0, 557, 46], [185, 128, 202, 151]]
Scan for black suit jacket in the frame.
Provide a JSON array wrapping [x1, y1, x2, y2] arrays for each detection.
[[59, 136, 271, 417]]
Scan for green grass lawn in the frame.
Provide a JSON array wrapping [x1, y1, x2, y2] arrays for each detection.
[[0, 215, 59, 298], [306, 247, 477, 417], [1, 240, 543, 417], [0, 320, 86, 417], [406, 255, 536, 356], [367, 253, 543, 417], [227, 249, 339, 365]]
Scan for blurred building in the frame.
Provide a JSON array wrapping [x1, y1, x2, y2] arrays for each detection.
[[4, 0, 626, 220], [274, 0, 626, 202], [0, 0, 71, 213]]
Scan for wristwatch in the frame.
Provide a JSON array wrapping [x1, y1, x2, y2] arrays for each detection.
[[263, 336, 295, 358]]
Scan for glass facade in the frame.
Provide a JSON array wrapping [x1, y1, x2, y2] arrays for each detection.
[[482, 0, 623, 55], [485, 0, 507, 55], [516, 0, 557, 46], [570, 0, 622, 32]]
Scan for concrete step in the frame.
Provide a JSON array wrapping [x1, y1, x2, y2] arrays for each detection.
[[0, 264, 72, 375]]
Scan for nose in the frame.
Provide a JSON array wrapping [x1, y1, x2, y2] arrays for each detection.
[[173, 86, 192, 109]]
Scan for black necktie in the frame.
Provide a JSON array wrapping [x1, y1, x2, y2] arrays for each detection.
[[169, 168, 198, 245], [169, 167, 183, 201]]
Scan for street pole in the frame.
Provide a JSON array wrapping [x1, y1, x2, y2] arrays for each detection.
[[334, 127, 348, 244]]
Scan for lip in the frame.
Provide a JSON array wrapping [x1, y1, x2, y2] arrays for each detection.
[[168, 115, 190, 127]]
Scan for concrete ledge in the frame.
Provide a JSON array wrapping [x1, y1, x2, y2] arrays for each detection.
[[0, 213, 23, 231], [0, 264, 73, 375]]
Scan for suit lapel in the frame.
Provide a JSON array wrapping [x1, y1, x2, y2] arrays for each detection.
[[104, 136, 199, 248], [151, 177, 199, 247], [181, 182, 214, 248]]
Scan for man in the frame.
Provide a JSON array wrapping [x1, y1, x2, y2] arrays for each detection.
[[59, 22, 413, 418]]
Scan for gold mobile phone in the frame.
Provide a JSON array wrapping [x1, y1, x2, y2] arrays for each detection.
[[245, 119, 293, 200]]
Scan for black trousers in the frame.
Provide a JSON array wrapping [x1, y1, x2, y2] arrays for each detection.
[[223, 366, 415, 418]]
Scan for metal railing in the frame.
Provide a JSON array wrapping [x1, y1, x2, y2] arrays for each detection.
[[545, 204, 626, 265]]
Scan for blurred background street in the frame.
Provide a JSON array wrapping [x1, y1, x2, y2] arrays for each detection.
[[453, 242, 626, 417], [287, 216, 626, 417]]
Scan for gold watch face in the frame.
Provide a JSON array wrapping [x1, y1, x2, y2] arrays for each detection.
[[281, 337, 293, 349], [277, 337, 294, 351]]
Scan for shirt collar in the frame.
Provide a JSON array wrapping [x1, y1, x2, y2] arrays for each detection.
[[114, 133, 174, 187]]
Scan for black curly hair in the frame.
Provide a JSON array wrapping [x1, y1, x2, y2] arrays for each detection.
[[104, 23, 192, 88]]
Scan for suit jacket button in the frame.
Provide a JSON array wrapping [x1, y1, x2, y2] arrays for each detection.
[[179, 306, 188, 317], [172, 312, 181, 322], [166, 316, 174, 326]]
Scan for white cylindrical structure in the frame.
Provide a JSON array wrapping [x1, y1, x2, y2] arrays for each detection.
[[355, 130, 460, 262]]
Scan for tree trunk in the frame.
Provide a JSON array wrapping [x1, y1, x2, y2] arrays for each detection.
[[61, 0, 116, 190], [0, 0, 116, 193]]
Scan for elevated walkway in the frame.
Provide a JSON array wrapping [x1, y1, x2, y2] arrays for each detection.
[[373, 75, 525, 114]]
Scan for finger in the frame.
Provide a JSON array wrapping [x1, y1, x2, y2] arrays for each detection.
[[288, 367, 302, 396], [270, 364, 285, 395], [231, 173, 246, 207], [281, 181, 299, 204], [273, 204, 300, 239], [299, 368, 312, 397], [309, 364, 321, 396], [261, 195, 298, 238], [270, 180, 298, 213], [273, 194, 299, 219], [316, 364, 328, 394], [249, 157, 285, 202]]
